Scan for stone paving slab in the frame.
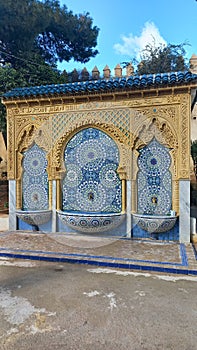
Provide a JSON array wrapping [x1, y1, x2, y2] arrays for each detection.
[[0, 215, 8, 231], [1, 230, 197, 275]]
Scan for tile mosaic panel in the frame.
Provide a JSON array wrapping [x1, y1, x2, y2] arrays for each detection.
[[62, 128, 121, 213], [58, 212, 125, 233], [22, 143, 49, 210], [132, 219, 179, 241], [137, 138, 172, 215]]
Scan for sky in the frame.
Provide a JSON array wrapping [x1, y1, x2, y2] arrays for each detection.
[[58, 0, 197, 75]]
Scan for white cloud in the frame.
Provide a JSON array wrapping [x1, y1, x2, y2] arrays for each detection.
[[114, 22, 167, 59]]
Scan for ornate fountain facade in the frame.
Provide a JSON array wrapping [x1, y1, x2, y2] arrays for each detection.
[[3, 69, 197, 242]]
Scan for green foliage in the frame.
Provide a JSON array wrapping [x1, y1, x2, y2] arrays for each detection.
[[0, 61, 69, 133], [123, 41, 189, 75], [14, 54, 63, 86], [0, 64, 26, 133], [0, 0, 99, 68], [191, 140, 197, 179], [0, 0, 99, 133], [0, 104, 6, 134]]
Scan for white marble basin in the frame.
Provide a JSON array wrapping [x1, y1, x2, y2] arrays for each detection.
[[16, 210, 52, 226], [132, 213, 177, 233], [58, 211, 125, 233]]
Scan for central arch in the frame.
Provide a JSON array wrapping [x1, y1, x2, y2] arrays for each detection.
[[62, 127, 122, 213]]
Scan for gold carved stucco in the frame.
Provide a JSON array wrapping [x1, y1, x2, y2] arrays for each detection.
[[51, 122, 130, 180], [123, 94, 181, 107], [130, 112, 179, 182], [172, 180, 179, 214], [179, 94, 190, 178], [7, 114, 15, 179], [7, 93, 190, 189], [51, 108, 130, 146], [15, 116, 49, 178], [131, 115, 178, 149], [7, 100, 129, 117], [128, 101, 184, 213], [21, 108, 131, 179], [7, 94, 181, 118]]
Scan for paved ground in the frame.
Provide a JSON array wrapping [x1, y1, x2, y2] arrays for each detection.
[[1, 260, 197, 350], [0, 230, 197, 275], [0, 214, 8, 231], [1, 230, 197, 349]]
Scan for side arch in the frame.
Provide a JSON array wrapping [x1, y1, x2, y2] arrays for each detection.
[[15, 123, 51, 209], [137, 138, 172, 215], [21, 143, 49, 211], [130, 116, 179, 214], [131, 116, 178, 180]]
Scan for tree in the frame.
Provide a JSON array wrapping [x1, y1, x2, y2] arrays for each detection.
[[0, 0, 99, 133], [0, 64, 27, 134], [123, 41, 189, 75], [0, 0, 99, 68], [191, 140, 197, 180]]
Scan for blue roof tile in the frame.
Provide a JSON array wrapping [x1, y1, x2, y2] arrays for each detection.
[[3, 71, 197, 100]]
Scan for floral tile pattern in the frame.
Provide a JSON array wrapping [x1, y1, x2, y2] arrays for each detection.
[[62, 128, 121, 213], [22, 143, 49, 210], [137, 138, 172, 215]]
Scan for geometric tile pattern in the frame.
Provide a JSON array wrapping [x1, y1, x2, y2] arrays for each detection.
[[22, 143, 49, 210], [137, 138, 172, 215], [62, 128, 121, 213]]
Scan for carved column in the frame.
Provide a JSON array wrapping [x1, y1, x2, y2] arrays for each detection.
[[16, 179, 22, 209], [172, 180, 179, 215], [49, 180, 52, 210], [121, 179, 126, 213], [117, 167, 127, 213], [7, 113, 16, 180], [56, 179, 61, 211]]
